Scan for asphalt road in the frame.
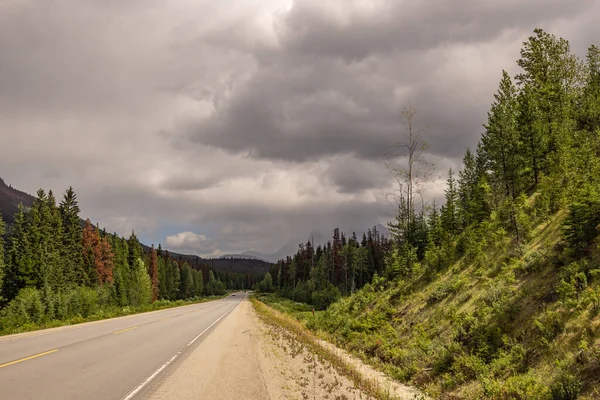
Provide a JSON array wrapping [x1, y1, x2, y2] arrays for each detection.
[[0, 293, 244, 400]]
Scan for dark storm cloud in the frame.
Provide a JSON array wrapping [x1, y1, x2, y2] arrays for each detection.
[[1, 0, 599, 256], [187, 0, 593, 164]]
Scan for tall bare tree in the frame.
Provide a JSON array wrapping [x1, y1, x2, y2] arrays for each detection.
[[386, 105, 432, 246]]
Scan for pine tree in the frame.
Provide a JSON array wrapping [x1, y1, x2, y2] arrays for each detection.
[[82, 219, 99, 285], [578, 45, 600, 133], [0, 212, 5, 301], [441, 169, 459, 235], [127, 231, 143, 270], [482, 71, 521, 200], [4, 204, 35, 300], [193, 268, 204, 297], [170, 260, 180, 300], [97, 235, 114, 284], [59, 187, 84, 284], [149, 246, 159, 301], [179, 263, 193, 299]]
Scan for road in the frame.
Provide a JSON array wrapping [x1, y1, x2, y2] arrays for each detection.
[[0, 293, 243, 400]]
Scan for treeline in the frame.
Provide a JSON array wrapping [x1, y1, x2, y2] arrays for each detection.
[[0, 188, 253, 329], [258, 226, 391, 309]]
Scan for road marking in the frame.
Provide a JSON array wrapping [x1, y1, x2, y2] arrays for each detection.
[[121, 299, 242, 400], [113, 326, 137, 335], [0, 349, 59, 369], [159, 317, 171, 321], [187, 303, 238, 347]]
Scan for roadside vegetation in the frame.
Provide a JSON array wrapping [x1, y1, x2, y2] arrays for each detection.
[[256, 30, 600, 399], [0, 186, 247, 335]]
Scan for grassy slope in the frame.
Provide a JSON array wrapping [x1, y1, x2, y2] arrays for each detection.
[[261, 211, 600, 399]]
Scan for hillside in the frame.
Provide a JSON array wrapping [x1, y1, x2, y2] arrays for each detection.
[[300, 208, 600, 399], [0, 178, 35, 226]]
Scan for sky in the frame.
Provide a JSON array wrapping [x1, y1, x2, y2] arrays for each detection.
[[1, 0, 599, 257]]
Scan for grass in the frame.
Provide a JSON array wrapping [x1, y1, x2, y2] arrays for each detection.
[[0, 293, 229, 336], [257, 211, 600, 399], [251, 296, 426, 400]]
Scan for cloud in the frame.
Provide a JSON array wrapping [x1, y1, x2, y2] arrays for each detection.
[[1, 0, 598, 257], [165, 232, 221, 256]]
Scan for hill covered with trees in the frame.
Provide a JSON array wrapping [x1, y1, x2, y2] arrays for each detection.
[[257, 30, 600, 399]]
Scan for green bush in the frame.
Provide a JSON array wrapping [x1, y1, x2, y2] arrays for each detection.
[[311, 283, 341, 310], [551, 373, 582, 400], [0, 288, 45, 328]]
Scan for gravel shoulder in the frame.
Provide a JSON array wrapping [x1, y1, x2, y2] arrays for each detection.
[[147, 297, 373, 400]]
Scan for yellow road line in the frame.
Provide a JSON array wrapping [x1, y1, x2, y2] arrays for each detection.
[[0, 349, 59, 369], [113, 326, 137, 335]]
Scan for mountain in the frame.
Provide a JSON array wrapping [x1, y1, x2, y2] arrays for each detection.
[[0, 178, 35, 226]]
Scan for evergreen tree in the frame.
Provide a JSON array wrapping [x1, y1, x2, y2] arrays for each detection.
[[482, 70, 521, 200], [179, 263, 193, 299], [149, 246, 159, 301], [170, 260, 180, 300], [0, 212, 4, 301], [59, 187, 84, 284], [4, 204, 35, 299], [192, 268, 204, 297], [127, 231, 143, 270], [441, 169, 459, 235]]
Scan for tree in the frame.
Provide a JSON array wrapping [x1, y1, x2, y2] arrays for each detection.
[[0, 212, 4, 301], [170, 261, 180, 300], [4, 204, 35, 300], [192, 269, 204, 298], [516, 29, 581, 187], [82, 220, 99, 285], [482, 70, 521, 200], [59, 187, 83, 284], [578, 45, 600, 133], [179, 263, 193, 299], [127, 231, 143, 270], [441, 169, 459, 235], [386, 105, 432, 247], [149, 246, 159, 301], [129, 258, 152, 306]]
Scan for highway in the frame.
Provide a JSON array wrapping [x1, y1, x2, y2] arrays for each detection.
[[0, 294, 243, 400]]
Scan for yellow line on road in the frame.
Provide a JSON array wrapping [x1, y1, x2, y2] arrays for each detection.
[[0, 349, 59, 369], [113, 326, 137, 335]]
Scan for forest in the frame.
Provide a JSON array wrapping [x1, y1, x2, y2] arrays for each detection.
[[256, 29, 600, 398], [0, 187, 259, 333]]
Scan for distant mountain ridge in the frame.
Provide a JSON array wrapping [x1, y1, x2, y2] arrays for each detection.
[[0, 178, 35, 226]]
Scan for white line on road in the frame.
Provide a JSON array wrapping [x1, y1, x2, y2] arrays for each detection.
[[187, 302, 238, 347], [121, 298, 242, 400]]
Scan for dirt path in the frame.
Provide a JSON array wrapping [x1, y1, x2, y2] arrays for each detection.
[[147, 297, 372, 400]]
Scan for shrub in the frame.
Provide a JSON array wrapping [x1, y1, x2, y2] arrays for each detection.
[[551, 373, 582, 400], [311, 283, 341, 310], [0, 288, 45, 328]]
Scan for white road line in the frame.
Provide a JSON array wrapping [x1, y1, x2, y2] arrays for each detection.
[[121, 298, 242, 400], [187, 302, 238, 347]]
